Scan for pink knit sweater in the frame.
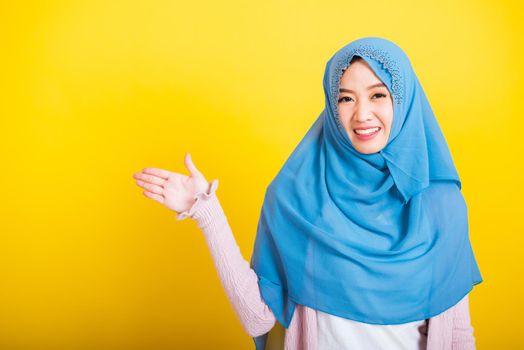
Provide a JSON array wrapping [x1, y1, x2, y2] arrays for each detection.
[[176, 179, 477, 350]]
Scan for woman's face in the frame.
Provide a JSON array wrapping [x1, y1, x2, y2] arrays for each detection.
[[337, 58, 394, 154]]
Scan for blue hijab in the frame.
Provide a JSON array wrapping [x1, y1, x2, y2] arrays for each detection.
[[250, 37, 483, 349]]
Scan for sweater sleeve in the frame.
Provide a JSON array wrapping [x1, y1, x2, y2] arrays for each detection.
[[452, 294, 476, 349], [176, 179, 277, 337]]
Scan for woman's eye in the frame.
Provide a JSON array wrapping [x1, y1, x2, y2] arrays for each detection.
[[338, 93, 386, 104]]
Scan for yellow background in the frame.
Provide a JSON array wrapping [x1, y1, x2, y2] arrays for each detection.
[[1, 0, 522, 349]]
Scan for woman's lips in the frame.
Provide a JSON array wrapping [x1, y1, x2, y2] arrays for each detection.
[[353, 127, 381, 140]]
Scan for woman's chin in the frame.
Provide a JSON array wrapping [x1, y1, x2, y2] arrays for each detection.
[[351, 139, 386, 154]]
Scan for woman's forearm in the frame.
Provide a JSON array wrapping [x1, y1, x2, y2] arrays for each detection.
[[176, 180, 277, 337], [452, 294, 476, 349]]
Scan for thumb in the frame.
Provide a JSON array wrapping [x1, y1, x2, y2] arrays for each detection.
[[184, 152, 203, 179]]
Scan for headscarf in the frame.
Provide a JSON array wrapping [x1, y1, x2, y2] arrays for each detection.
[[250, 37, 483, 349]]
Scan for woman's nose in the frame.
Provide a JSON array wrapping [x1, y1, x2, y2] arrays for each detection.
[[355, 106, 373, 122]]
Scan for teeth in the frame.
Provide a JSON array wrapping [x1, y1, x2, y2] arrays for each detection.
[[355, 127, 379, 135]]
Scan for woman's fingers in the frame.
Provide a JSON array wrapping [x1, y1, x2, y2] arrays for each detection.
[[133, 172, 167, 187], [184, 153, 203, 179], [135, 179, 164, 195], [142, 167, 171, 180], [143, 190, 165, 204]]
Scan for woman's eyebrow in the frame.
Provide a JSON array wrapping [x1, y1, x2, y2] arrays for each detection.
[[339, 83, 386, 93]]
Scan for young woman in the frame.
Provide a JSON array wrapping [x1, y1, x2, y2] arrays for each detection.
[[133, 37, 483, 350]]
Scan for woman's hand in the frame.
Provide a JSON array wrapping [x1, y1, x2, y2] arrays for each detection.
[[133, 152, 210, 214]]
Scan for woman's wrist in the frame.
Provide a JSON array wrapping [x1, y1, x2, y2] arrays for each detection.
[[175, 179, 220, 222]]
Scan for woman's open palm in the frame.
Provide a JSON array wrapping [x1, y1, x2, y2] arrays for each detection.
[[133, 152, 210, 214]]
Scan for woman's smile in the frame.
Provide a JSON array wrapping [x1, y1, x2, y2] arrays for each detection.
[[354, 126, 381, 140]]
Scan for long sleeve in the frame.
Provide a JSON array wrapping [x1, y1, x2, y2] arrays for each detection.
[[176, 179, 277, 337], [452, 294, 476, 350]]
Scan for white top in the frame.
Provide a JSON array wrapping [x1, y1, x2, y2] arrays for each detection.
[[317, 310, 428, 350]]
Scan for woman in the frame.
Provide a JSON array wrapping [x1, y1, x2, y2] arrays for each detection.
[[133, 37, 483, 349]]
